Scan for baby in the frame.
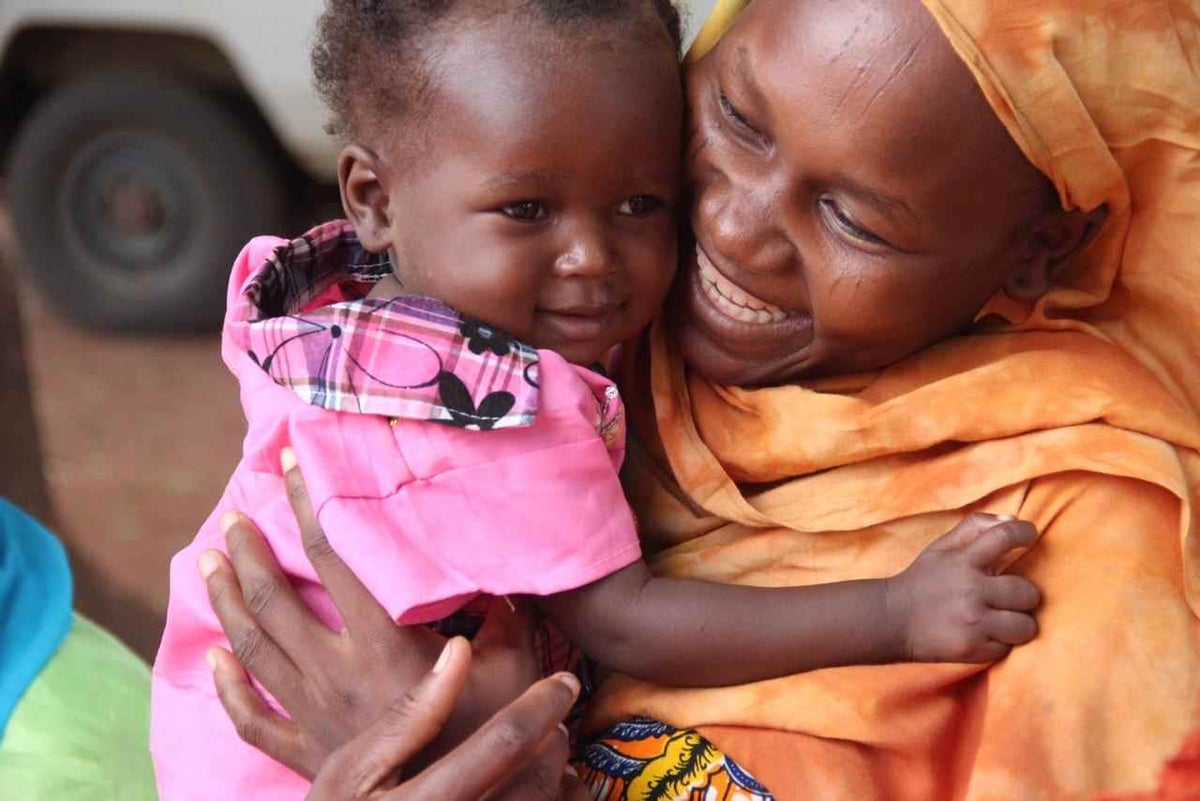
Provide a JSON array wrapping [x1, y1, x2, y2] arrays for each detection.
[[150, 1, 1040, 798]]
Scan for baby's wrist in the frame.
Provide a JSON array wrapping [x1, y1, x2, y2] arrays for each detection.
[[879, 576, 915, 663]]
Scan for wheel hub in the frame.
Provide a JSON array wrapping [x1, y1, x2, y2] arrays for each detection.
[[61, 132, 199, 272]]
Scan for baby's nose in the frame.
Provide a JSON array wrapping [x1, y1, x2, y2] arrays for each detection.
[[554, 224, 617, 279]]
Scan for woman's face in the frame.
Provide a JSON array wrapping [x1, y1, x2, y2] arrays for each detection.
[[674, 0, 1058, 386]]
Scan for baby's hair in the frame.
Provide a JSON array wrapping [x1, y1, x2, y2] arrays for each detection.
[[313, 0, 683, 141]]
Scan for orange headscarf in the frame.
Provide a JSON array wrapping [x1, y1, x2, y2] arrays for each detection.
[[589, 2, 1200, 798]]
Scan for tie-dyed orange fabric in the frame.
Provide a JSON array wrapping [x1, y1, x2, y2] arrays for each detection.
[[586, 1, 1200, 799]]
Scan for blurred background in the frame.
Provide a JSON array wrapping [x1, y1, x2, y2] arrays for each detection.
[[0, 0, 341, 660], [0, 0, 714, 662]]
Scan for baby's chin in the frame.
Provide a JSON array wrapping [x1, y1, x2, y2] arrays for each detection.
[[546, 338, 621, 369]]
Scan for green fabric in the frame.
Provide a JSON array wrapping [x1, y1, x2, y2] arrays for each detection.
[[0, 613, 157, 801]]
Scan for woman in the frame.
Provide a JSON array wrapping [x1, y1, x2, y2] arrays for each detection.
[[200, 0, 1200, 798]]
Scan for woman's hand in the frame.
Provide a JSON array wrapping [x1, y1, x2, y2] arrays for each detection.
[[200, 448, 543, 779], [885, 513, 1043, 663], [207, 636, 588, 800]]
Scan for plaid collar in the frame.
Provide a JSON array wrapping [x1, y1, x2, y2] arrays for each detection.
[[237, 221, 540, 431]]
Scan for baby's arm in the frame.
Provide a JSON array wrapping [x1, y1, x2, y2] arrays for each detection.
[[537, 514, 1041, 687]]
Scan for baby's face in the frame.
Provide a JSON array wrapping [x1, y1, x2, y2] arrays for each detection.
[[674, 0, 1062, 386], [359, 16, 681, 365]]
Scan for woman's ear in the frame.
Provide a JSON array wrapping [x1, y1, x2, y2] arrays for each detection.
[[1004, 204, 1109, 302], [338, 144, 392, 253]]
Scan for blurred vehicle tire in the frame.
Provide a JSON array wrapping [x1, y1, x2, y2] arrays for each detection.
[[6, 74, 285, 332]]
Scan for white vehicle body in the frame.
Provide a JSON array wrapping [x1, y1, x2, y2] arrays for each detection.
[[0, 0, 336, 179]]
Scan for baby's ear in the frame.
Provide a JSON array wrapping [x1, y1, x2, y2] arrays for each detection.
[[338, 144, 392, 253], [1004, 204, 1109, 302]]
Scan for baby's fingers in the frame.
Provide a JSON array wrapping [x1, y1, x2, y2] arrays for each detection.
[[984, 574, 1041, 611], [965, 520, 1038, 569], [967, 640, 1013, 664], [984, 609, 1038, 646], [928, 513, 1009, 551]]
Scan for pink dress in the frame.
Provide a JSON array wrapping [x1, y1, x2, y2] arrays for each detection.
[[150, 220, 641, 800]]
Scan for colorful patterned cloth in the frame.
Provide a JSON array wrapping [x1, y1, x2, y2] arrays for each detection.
[[579, 719, 773, 801], [152, 220, 642, 801]]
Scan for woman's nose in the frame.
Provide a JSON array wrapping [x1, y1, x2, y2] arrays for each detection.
[[698, 177, 795, 276], [554, 222, 617, 280]]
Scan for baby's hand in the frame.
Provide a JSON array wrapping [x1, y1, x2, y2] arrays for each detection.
[[885, 514, 1041, 663]]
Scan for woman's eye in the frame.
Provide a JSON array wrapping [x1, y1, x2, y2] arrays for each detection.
[[617, 195, 662, 218], [501, 201, 548, 221], [718, 92, 763, 139], [819, 198, 891, 247]]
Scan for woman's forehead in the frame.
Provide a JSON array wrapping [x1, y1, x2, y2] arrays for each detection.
[[714, 0, 1044, 210], [736, 0, 975, 131]]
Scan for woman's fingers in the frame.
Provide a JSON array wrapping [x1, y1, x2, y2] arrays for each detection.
[[483, 724, 573, 801], [221, 511, 331, 657], [985, 609, 1039, 646], [483, 715, 595, 801], [201, 545, 304, 707], [304, 637, 474, 800], [396, 672, 582, 801], [209, 647, 312, 778], [984, 574, 1041, 611], [280, 449, 397, 637], [964, 519, 1038, 568]]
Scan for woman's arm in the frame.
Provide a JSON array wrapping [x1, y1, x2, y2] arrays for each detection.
[[538, 514, 1041, 686]]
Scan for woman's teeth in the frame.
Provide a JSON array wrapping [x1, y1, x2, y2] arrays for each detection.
[[697, 248, 790, 324]]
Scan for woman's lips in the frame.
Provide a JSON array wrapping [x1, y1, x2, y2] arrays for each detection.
[[684, 245, 814, 355], [697, 248, 789, 323]]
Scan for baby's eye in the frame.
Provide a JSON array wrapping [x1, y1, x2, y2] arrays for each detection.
[[617, 195, 663, 218], [501, 201, 548, 222], [818, 198, 891, 248]]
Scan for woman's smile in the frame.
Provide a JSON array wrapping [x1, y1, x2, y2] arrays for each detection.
[[696, 247, 790, 323], [681, 242, 814, 371]]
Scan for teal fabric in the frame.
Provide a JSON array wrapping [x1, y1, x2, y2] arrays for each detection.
[[0, 498, 72, 736]]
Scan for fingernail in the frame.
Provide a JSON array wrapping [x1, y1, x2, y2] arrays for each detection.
[[558, 723, 571, 739], [564, 763, 580, 778], [205, 648, 219, 672], [997, 514, 1016, 522], [432, 639, 456, 673], [280, 447, 297, 473], [553, 672, 582, 698], [198, 550, 223, 579], [218, 510, 241, 535]]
